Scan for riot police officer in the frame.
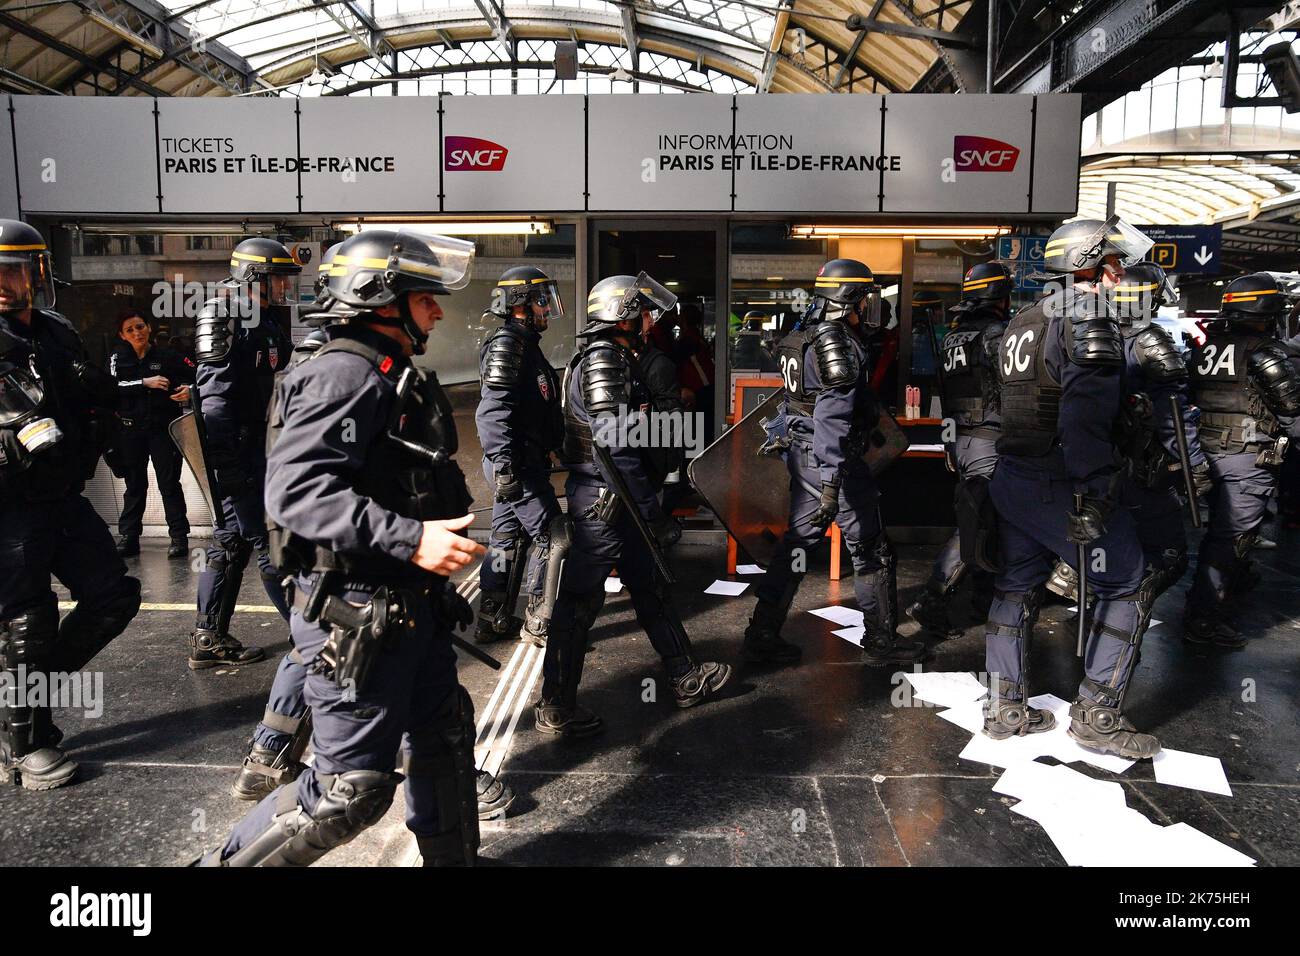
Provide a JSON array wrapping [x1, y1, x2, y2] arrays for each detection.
[[188, 237, 298, 668], [982, 217, 1164, 760], [908, 262, 1012, 635], [200, 227, 510, 866], [1044, 262, 1211, 609], [743, 259, 928, 668], [474, 266, 566, 647], [534, 273, 730, 738], [0, 219, 141, 789], [1183, 272, 1300, 645]]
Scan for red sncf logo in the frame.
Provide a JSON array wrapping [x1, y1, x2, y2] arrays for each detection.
[[953, 135, 1020, 172], [444, 136, 508, 171]]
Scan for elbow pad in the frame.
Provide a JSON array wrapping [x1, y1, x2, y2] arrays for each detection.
[[195, 299, 235, 364], [812, 322, 861, 387], [1248, 345, 1300, 418], [482, 329, 525, 388], [1133, 325, 1187, 383], [581, 345, 632, 414]]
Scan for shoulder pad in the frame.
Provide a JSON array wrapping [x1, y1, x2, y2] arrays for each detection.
[[581, 343, 632, 414], [1247, 344, 1300, 418], [1132, 325, 1186, 383], [811, 321, 860, 387], [482, 327, 526, 388], [37, 309, 77, 335], [194, 298, 235, 364], [1066, 295, 1123, 365]]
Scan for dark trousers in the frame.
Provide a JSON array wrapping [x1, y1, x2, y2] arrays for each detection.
[[117, 424, 189, 538], [1186, 453, 1276, 619], [478, 459, 561, 600]]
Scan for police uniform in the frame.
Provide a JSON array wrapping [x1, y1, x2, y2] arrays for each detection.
[[188, 237, 299, 668], [534, 273, 729, 738], [983, 217, 1163, 760], [1183, 273, 1300, 645], [908, 263, 1011, 635], [474, 267, 566, 647], [108, 340, 194, 550], [0, 220, 141, 790], [744, 259, 927, 668], [201, 228, 507, 866]]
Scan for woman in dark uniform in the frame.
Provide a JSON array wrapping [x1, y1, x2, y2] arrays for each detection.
[[109, 309, 193, 557]]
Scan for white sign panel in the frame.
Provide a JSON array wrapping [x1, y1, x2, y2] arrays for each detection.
[[882, 94, 1035, 214], [442, 95, 585, 212], [299, 97, 440, 213], [12, 96, 156, 213], [0, 99, 17, 220], [1031, 94, 1082, 215], [734, 94, 886, 212], [586, 94, 732, 212], [157, 98, 298, 214]]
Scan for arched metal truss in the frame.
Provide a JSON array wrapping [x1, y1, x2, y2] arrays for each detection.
[[0, 0, 975, 98]]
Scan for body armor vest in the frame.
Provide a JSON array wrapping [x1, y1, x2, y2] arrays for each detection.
[[775, 328, 815, 416], [267, 335, 471, 582], [996, 301, 1061, 458], [480, 324, 565, 461], [940, 309, 1004, 432], [1188, 331, 1273, 454], [561, 339, 653, 466]]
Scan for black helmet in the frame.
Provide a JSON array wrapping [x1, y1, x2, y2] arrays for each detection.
[[0, 219, 56, 314], [324, 228, 475, 354], [581, 271, 677, 337], [314, 242, 343, 301], [490, 265, 565, 328], [228, 237, 302, 284], [1112, 261, 1176, 326], [960, 262, 1012, 303], [812, 258, 880, 328], [1219, 273, 1287, 331], [1042, 215, 1153, 276]]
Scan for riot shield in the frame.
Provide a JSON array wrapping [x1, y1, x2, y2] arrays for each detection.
[[689, 395, 911, 567], [169, 408, 224, 530]]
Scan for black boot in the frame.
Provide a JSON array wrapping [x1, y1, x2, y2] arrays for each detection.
[[1182, 613, 1245, 649], [742, 600, 802, 665], [1, 712, 77, 792], [983, 697, 1055, 739], [905, 581, 961, 637], [115, 534, 139, 557], [476, 769, 515, 820], [860, 632, 930, 667], [1067, 698, 1161, 759], [230, 741, 306, 801], [168, 536, 188, 559], [189, 628, 266, 669], [533, 700, 604, 738], [671, 661, 732, 708], [474, 592, 521, 644]]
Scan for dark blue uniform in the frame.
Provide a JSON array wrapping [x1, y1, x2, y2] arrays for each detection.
[[108, 342, 193, 540], [1, 310, 141, 783], [987, 286, 1148, 710], [212, 323, 479, 865], [192, 305, 292, 639], [475, 321, 563, 637]]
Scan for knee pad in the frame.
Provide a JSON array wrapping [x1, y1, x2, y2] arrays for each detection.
[[0, 603, 59, 670], [405, 685, 479, 867], [224, 769, 402, 867]]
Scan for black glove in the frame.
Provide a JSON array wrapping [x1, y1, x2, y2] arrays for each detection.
[[809, 480, 840, 532], [652, 511, 682, 549], [493, 465, 523, 503], [1066, 496, 1112, 545], [213, 465, 252, 500], [1190, 461, 1213, 499], [438, 588, 474, 631]]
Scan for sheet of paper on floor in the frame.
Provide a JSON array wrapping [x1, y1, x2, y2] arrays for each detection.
[[1153, 747, 1233, 797], [904, 671, 988, 709], [603, 577, 624, 594], [831, 625, 864, 646], [704, 579, 749, 596], [808, 605, 865, 627], [735, 564, 763, 575]]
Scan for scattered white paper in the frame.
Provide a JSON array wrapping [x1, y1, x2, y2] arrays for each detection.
[[603, 577, 624, 594], [904, 671, 988, 709], [808, 605, 864, 628], [958, 730, 1052, 768], [704, 579, 749, 597], [1153, 748, 1233, 797], [937, 701, 986, 735], [1149, 823, 1255, 867], [831, 625, 865, 646], [735, 564, 764, 575], [909, 443, 945, 452]]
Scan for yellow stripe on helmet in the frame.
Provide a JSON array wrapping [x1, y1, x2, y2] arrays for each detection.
[[815, 276, 873, 285], [0, 243, 46, 252], [1222, 289, 1278, 302], [962, 276, 1001, 290]]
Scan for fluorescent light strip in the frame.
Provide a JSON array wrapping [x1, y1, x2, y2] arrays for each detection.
[[335, 220, 553, 236], [791, 225, 1011, 239]]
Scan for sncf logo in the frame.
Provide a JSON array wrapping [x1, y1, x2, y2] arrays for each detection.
[[444, 136, 508, 171], [953, 135, 1020, 172]]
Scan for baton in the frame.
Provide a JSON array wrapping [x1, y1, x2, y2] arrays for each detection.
[[592, 441, 677, 585], [1168, 393, 1203, 529], [1073, 492, 1088, 659]]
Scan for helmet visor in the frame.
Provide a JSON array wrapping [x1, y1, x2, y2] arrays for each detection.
[[533, 278, 566, 321], [627, 271, 678, 317], [1098, 216, 1154, 268], [393, 228, 475, 292], [0, 252, 55, 311], [859, 288, 882, 329]]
